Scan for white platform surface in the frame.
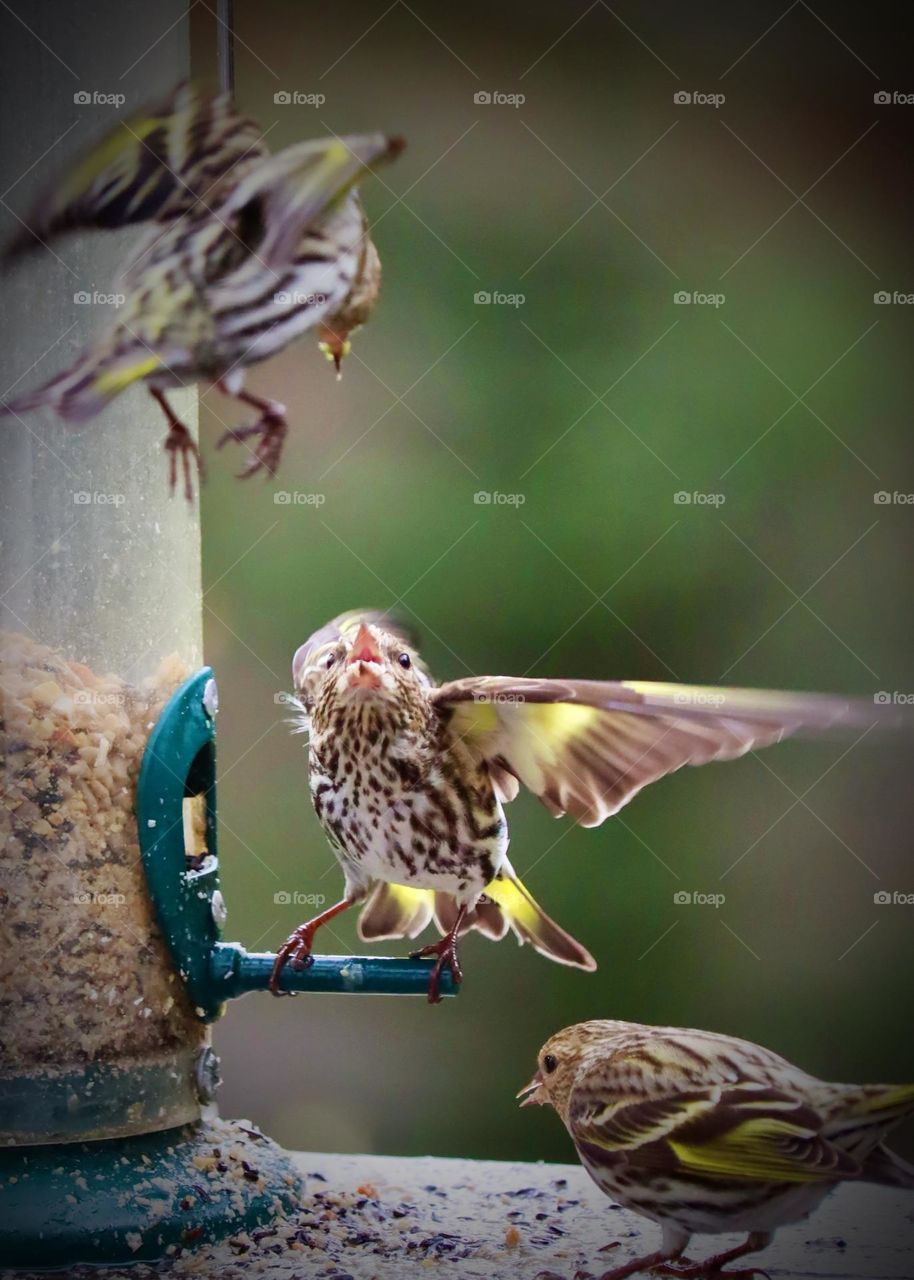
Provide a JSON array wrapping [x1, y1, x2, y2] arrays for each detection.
[[276, 1149, 914, 1280], [7, 1149, 914, 1278]]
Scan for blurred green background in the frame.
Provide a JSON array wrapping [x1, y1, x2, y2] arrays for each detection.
[[191, 2, 913, 1161]]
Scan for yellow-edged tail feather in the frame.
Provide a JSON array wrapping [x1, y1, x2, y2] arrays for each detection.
[[357, 866, 595, 971]]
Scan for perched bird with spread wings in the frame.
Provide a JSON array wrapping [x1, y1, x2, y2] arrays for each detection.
[[271, 609, 902, 1003], [0, 83, 403, 495], [518, 1019, 914, 1278]]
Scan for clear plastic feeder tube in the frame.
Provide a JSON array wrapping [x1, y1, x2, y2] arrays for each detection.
[[0, 10, 207, 1143]]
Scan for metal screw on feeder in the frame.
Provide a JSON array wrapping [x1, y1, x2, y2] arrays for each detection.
[[194, 1045, 222, 1104]]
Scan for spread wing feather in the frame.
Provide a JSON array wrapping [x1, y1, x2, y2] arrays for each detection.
[[3, 83, 267, 258], [432, 677, 894, 827], [217, 134, 402, 269]]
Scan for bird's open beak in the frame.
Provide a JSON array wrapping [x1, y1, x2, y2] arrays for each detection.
[[347, 622, 383, 689], [516, 1071, 545, 1108]]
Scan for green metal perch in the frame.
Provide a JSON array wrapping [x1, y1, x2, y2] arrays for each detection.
[[211, 944, 457, 997]]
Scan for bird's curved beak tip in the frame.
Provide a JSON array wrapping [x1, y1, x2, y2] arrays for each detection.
[[348, 622, 382, 666], [346, 622, 384, 689], [517, 1071, 544, 1108]]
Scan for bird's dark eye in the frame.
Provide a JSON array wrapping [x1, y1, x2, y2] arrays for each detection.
[[543, 1053, 558, 1074], [325, 653, 336, 670], [398, 653, 411, 669]]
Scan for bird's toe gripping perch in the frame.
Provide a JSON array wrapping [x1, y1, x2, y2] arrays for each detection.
[[136, 668, 457, 1021]]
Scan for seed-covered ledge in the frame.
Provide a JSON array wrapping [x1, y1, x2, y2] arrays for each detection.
[[4, 1149, 913, 1279]]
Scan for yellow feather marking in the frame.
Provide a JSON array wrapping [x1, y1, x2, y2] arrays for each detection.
[[483, 875, 553, 940], [584, 1095, 713, 1151], [857, 1083, 914, 1114], [482, 874, 540, 930], [620, 680, 815, 720], [528, 703, 599, 746], [670, 1117, 831, 1183], [359, 883, 433, 942], [60, 118, 162, 205], [126, 171, 165, 217], [455, 700, 499, 736], [387, 884, 433, 911], [95, 355, 162, 394], [324, 141, 353, 168]]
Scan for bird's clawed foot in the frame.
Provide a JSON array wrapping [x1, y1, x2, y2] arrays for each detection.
[[164, 420, 205, 502], [652, 1233, 770, 1279], [217, 400, 288, 478], [269, 923, 317, 996], [569, 1233, 770, 1280], [568, 1248, 675, 1280], [654, 1268, 768, 1280], [410, 922, 464, 1004], [269, 896, 357, 996], [151, 388, 204, 501]]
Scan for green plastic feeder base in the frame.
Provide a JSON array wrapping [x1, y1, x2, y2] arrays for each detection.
[[0, 1116, 302, 1270]]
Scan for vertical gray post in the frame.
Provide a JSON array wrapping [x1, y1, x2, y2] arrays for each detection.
[[0, 1, 206, 1138]]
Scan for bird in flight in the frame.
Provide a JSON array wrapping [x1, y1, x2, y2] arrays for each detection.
[[1, 83, 403, 496], [271, 610, 898, 1003]]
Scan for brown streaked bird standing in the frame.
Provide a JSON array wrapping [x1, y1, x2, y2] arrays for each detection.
[[271, 610, 901, 1003], [518, 1020, 914, 1279], [0, 83, 403, 496]]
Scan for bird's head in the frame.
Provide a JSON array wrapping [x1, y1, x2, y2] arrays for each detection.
[[292, 610, 432, 733], [518, 1022, 623, 1123], [317, 232, 382, 376]]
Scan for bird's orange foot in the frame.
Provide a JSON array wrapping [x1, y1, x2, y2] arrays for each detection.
[[164, 420, 205, 502], [655, 1260, 769, 1278], [268, 923, 316, 996], [410, 928, 463, 1004], [569, 1248, 675, 1279], [217, 402, 287, 478], [654, 1270, 768, 1279]]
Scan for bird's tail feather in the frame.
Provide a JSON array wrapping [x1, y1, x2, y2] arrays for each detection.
[[357, 882, 434, 942], [357, 868, 596, 971], [836, 1082, 914, 1133], [826, 1082, 914, 1180], [479, 867, 597, 970], [0, 345, 163, 423]]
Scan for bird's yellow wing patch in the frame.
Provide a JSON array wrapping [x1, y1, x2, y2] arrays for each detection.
[[3, 83, 269, 260], [60, 117, 162, 208], [670, 1117, 855, 1184], [526, 702, 599, 741], [434, 675, 890, 828], [577, 1095, 715, 1152], [449, 698, 500, 739], [94, 354, 163, 394]]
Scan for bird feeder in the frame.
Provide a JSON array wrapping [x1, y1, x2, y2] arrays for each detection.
[[0, 631, 454, 1270], [0, 8, 452, 1267], [0, 367, 454, 1269]]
